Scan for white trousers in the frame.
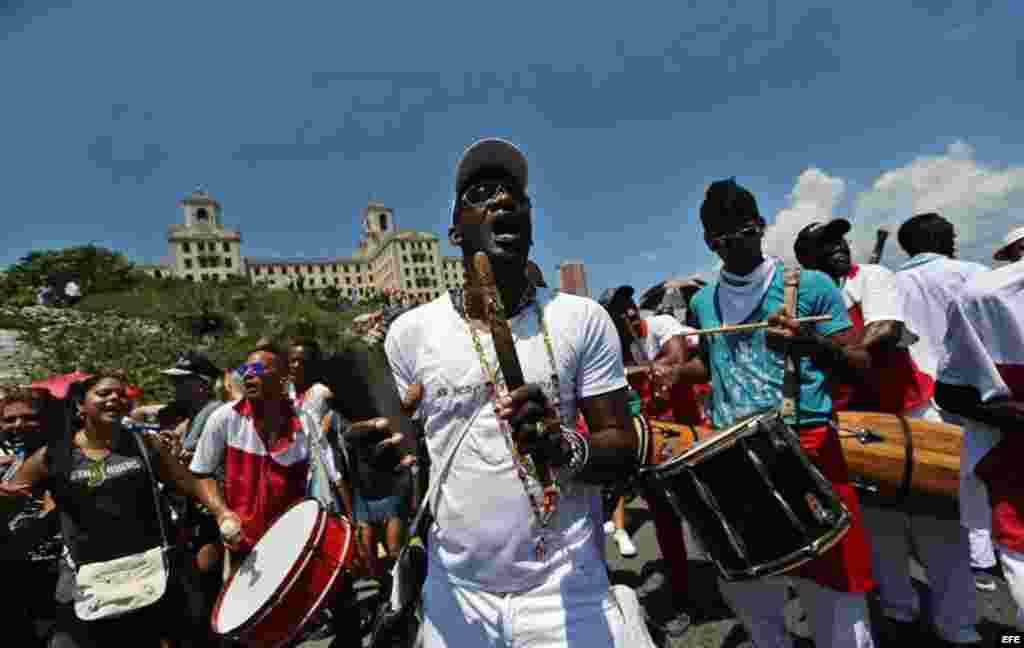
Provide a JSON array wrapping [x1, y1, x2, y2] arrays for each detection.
[[421, 555, 628, 648], [861, 507, 981, 642], [717, 576, 874, 648], [997, 544, 1024, 631], [959, 415, 1001, 569], [860, 401, 981, 643]]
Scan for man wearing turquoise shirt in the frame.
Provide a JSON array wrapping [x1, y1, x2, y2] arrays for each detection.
[[679, 178, 878, 648]]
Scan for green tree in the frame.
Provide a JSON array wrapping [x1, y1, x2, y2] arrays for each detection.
[[0, 245, 136, 305]]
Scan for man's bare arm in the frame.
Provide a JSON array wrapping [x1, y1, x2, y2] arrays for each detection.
[[860, 320, 903, 351], [767, 310, 870, 379], [676, 341, 711, 384], [577, 387, 638, 484], [651, 335, 688, 387]]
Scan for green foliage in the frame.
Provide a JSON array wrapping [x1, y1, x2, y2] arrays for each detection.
[[1, 244, 398, 405], [0, 245, 136, 302], [5, 280, 382, 405]]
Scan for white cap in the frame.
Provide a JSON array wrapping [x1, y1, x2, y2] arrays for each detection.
[[454, 138, 528, 196], [994, 226, 1024, 261]]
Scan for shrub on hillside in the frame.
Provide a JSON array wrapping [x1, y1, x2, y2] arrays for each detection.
[[1, 245, 136, 304]]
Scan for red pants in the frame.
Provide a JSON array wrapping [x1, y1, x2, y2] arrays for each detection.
[[792, 423, 876, 593], [644, 486, 690, 600]]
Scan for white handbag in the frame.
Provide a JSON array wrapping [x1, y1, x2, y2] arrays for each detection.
[[72, 430, 171, 621]]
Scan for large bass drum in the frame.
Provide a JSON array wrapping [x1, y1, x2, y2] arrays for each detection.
[[211, 499, 355, 648], [640, 411, 851, 581]]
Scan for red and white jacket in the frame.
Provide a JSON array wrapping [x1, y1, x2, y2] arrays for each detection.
[[939, 262, 1024, 551], [832, 264, 934, 414]]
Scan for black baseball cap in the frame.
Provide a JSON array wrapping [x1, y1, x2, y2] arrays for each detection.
[[161, 351, 221, 382], [794, 219, 852, 261]]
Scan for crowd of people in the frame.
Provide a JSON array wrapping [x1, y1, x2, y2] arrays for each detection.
[[1, 137, 1023, 648]]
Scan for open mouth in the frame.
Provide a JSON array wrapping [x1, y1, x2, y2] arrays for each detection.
[[492, 216, 523, 245]]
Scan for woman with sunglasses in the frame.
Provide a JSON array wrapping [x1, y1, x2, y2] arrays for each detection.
[[1, 369, 240, 648]]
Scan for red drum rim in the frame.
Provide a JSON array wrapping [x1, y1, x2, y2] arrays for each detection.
[[211, 498, 354, 641]]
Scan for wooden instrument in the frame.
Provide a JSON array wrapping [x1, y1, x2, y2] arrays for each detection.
[[653, 411, 962, 517], [835, 410, 961, 517], [689, 315, 832, 337], [472, 252, 554, 487]]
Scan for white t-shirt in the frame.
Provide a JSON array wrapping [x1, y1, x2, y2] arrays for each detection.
[[631, 314, 697, 363], [842, 264, 904, 324], [384, 288, 627, 592], [896, 254, 989, 379], [65, 281, 81, 298]]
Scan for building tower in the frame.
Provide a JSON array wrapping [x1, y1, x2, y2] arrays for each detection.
[[167, 188, 243, 282]]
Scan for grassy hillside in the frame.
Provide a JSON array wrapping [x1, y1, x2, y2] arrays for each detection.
[[3, 275, 388, 405]]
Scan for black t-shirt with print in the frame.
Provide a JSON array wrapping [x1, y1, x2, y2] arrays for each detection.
[[48, 426, 168, 565]]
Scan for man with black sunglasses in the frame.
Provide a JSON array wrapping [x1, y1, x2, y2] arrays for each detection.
[[384, 138, 644, 647], [677, 178, 878, 648]]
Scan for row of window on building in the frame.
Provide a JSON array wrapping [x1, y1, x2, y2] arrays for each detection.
[[183, 256, 233, 270], [182, 241, 233, 254]]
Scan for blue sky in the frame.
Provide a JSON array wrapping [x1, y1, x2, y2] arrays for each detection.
[[3, 1, 1022, 297]]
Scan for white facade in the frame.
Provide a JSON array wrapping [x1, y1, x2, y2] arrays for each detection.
[[164, 190, 244, 283], [143, 192, 464, 303]]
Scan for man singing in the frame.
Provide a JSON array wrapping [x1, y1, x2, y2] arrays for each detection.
[[385, 138, 641, 647]]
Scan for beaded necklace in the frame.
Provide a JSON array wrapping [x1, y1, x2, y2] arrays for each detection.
[[451, 284, 565, 561]]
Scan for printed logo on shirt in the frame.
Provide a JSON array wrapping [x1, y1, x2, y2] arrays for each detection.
[[71, 457, 143, 488]]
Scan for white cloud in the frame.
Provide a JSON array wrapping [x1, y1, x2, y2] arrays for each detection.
[[765, 142, 1024, 269], [762, 168, 847, 266], [851, 141, 1024, 266]]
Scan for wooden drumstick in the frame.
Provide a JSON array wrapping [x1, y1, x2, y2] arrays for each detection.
[[472, 252, 555, 489], [689, 315, 832, 337]]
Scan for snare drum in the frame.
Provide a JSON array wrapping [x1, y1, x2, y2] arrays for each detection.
[[211, 499, 355, 648], [641, 411, 851, 581]]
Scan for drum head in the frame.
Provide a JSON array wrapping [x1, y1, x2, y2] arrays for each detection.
[[214, 500, 323, 634]]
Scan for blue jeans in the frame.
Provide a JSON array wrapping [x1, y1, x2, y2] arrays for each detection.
[[352, 493, 407, 523]]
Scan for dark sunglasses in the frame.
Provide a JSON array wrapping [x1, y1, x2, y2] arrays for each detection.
[[461, 182, 525, 209], [235, 361, 270, 378], [708, 224, 763, 251]]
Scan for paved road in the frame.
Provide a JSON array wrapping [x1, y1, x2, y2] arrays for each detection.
[[303, 497, 1022, 647]]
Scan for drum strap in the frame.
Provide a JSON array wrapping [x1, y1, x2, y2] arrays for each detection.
[[781, 268, 802, 425]]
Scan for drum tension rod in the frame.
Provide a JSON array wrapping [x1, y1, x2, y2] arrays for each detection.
[[851, 476, 879, 494], [837, 427, 884, 444]]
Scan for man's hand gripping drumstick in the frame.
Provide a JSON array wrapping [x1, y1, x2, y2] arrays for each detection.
[[473, 252, 568, 486]]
